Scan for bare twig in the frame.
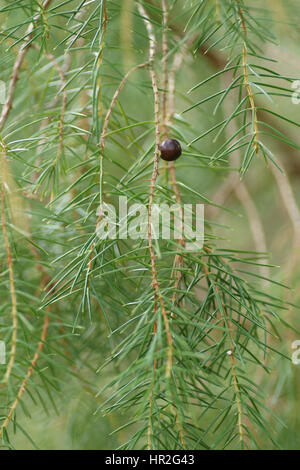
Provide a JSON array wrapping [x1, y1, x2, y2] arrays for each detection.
[[235, 184, 269, 275], [167, 51, 184, 125], [270, 160, 300, 277], [270, 162, 300, 243]]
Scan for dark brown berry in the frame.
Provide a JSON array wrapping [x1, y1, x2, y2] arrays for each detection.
[[159, 138, 182, 162]]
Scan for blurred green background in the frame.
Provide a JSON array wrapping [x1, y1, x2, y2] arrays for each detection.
[[0, 0, 299, 449]]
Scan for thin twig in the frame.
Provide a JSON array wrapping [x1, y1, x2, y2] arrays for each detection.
[[0, 0, 53, 132], [270, 162, 300, 243], [169, 163, 185, 308], [208, 71, 269, 283], [100, 62, 149, 154], [237, 2, 259, 153], [89, 63, 148, 273], [270, 160, 300, 276], [98, 1, 108, 207], [0, 143, 18, 385], [0, 314, 49, 439], [203, 263, 246, 448], [160, 4, 186, 448], [167, 51, 184, 125], [86, 1, 108, 273], [167, 49, 186, 309], [137, 4, 173, 382], [235, 183, 269, 283], [49, 54, 67, 159], [0, 197, 53, 434], [0, 3, 54, 384], [161, 0, 169, 138], [31, 45, 68, 162]]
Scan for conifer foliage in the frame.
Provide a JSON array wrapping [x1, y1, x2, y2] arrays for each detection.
[[0, 0, 299, 449]]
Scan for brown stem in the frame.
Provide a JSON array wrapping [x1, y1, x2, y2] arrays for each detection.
[[137, 3, 173, 377], [161, 0, 169, 138], [203, 263, 246, 448]]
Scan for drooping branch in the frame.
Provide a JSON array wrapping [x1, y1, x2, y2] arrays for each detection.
[[0, 314, 49, 439], [137, 1, 173, 379], [0, 0, 53, 132]]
